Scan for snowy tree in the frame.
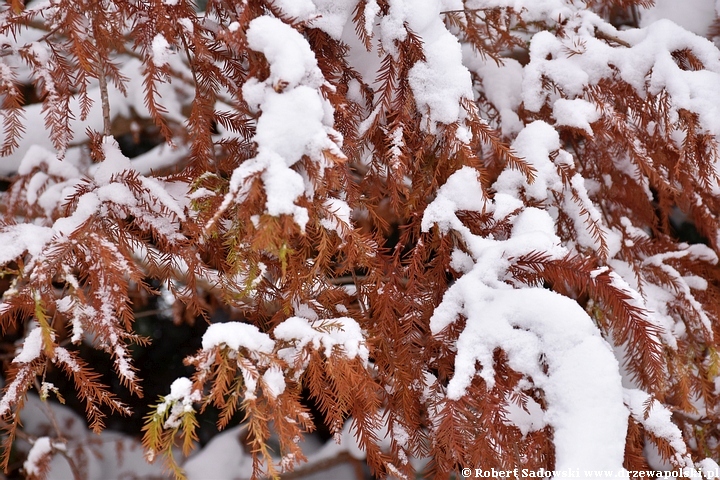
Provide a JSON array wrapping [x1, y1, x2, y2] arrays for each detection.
[[2, 0, 720, 478]]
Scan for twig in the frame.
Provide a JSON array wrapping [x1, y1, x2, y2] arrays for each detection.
[[594, 28, 631, 48], [97, 66, 113, 138], [30, 380, 83, 479]]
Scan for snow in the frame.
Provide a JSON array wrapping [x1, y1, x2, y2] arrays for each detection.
[[423, 124, 630, 470], [24, 436, 53, 478], [272, 0, 316, 21], [51, 191, 101, 237], [245, 16, 323, 92], [201, 322, 275, 354], [2, 1, 720, 477], [157, 377, 199, 429], [523, 12, 720, 139], [166, 377, 193, 403], [320, 198, 352, 237], [494, 121, 564, 202], [18, 395, 166, 479], [274, 316, 369, 364], [13, 326, 44, 364], [309, 0, 361, 39], [405, 0, 475, 129], [0, 57, 183, 175], [465, 0, 572, 23], [151, 34, 172, 67], [493, 121, 612, 255], [625, 388, 694, 468], [421, 166, 487, 234], [182, 425, 253, 479], [552, 98, 601, 136], [504, 394, 545, 436], [262, 365, 286, 398], [463, 53, 524, 136], [53, 347, 80, 372], [432, 283, 628, 471], [220, 15, 345, 230], [0, 224, 54, 265]]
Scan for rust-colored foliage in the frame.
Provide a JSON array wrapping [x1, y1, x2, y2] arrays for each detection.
[[2, 0, 720, 478]]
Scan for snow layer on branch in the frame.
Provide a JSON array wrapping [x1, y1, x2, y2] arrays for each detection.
[[13, 326, 44, 364], [624, 388, 694, 468], [402, 0, 474, 128], [157, 377, 200, 429], [320, 197, 352, 236], [608, 259, 677, 350], [425, 164, 626, 470], [24, 437, 53, 478], [274, 316, 369, 364], [462, 52, 524, 137], [225, 15, 344, 230], [552, 99, 600, 136], [0, 223, 54, 265], [421, 166, 487, 234], [495, 121, 614, 255], [245, 16, 324, 92], [431, 280, 628, 470], [495, 121, 564, 202], [524, 11, 720, 137], [201, 322, 274, 354], [151, 34, 172, 67], [18, 139, 187, 242]]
